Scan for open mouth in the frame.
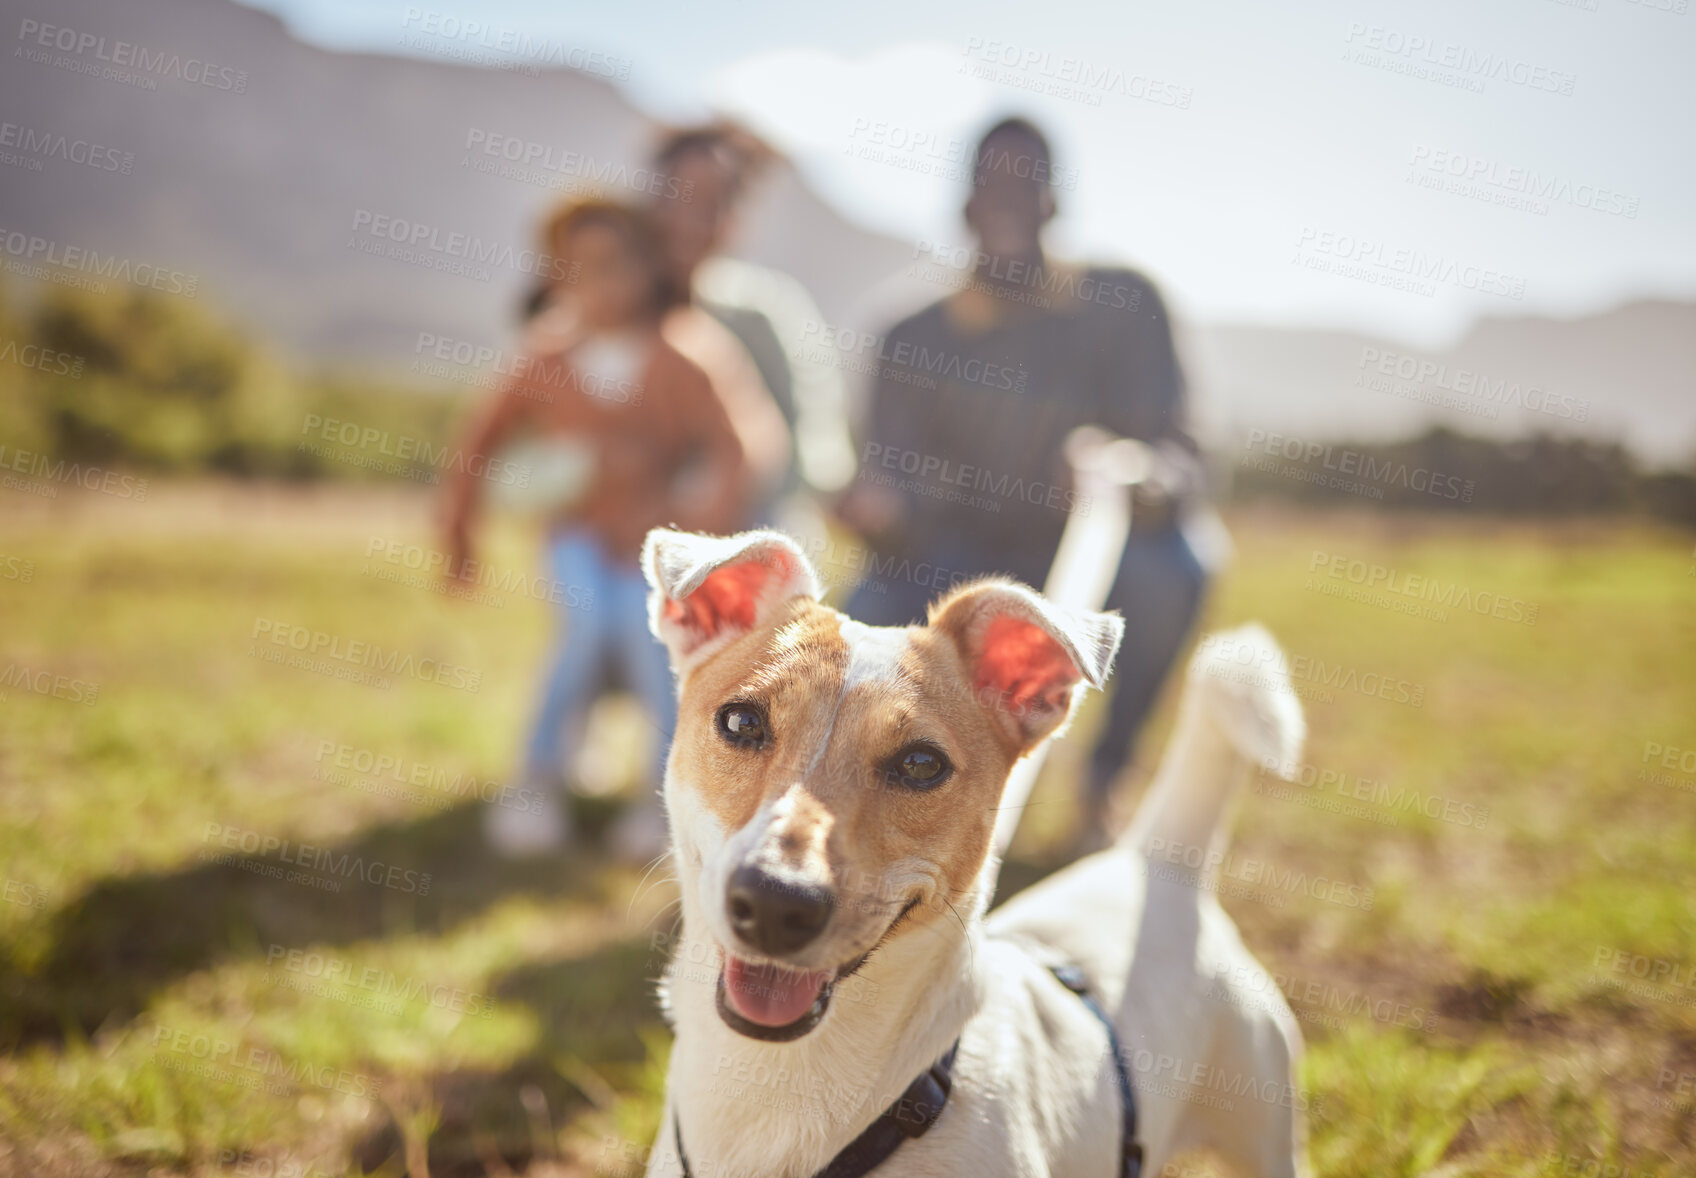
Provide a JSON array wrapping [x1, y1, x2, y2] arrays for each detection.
[[714, 898, 920, 1041], [717, 958, 835, 1041]]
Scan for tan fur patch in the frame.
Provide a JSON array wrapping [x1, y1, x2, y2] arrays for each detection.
[[672, 598, 1024, 948]]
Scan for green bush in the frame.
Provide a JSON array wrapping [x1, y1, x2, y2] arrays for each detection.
[[1229, 427, 1696, 525], [1, 280, 464, 480]]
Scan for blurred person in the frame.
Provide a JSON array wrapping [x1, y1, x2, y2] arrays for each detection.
[[646, 122, 858, 520], [837, 117, 1219, 853], [442, 199, 749, 860], [518, 127, 798, 524], [513, 130, 803, 834]]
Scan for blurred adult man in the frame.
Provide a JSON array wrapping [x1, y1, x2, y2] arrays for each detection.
[[646, 123, 857, 514], [839, 117, 1216, 848]]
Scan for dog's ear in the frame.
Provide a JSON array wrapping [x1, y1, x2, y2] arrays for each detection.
[[643, 528, 822, 672], [929, 579, 1123, 753]]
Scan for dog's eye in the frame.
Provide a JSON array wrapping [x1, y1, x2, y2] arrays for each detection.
[[886, 743, 952, 790], [716, 703, 769, 749]]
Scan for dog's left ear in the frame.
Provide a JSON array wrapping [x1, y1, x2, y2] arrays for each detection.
[[643, 528, 822, 673], [929, 579, 1123, 753]]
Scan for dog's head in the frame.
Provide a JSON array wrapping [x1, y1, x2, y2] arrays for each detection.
[[643, 528, 1122, 1041]]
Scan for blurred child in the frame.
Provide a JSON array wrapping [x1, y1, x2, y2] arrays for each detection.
[[442, 199, 749, 860]]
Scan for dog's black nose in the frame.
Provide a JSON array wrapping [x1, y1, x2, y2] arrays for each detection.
[[726, 865, 834, 954]]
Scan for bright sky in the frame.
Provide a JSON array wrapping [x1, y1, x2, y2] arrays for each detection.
[[240, 0, 1694, 346]]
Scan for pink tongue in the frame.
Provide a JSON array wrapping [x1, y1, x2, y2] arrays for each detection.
[[723, 957, 830, 1026]]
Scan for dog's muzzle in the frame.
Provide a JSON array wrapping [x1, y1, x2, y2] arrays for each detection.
[[715, 864, 837, 1039], [714, 887, 921, 1042]]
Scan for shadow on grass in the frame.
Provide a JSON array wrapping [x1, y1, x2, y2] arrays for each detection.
[[346, 854, 1073, 1176], [353, 936, 665, 1177], [0, 794, 1069, 1174], [0, 798, 628, 1050]]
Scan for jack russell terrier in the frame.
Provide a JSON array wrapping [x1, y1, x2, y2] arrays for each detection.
[[637, 527, 1310, 1178]]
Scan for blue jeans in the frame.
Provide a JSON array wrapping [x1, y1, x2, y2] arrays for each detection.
[[846, 527, 1207, 799], [523, 531, 677, 786]]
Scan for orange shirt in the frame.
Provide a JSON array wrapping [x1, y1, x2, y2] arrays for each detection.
[[446, 330, 749, 562]]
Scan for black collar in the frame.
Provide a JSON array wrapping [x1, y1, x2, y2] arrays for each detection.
[[675, 1039, 960, 1178], [673, 964, 1142, 1178]]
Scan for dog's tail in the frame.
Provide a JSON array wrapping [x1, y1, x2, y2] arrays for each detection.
[[1123, 624, 1305, 887]]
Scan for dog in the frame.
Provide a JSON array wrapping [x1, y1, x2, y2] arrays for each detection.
[[638, 527, 1310, 1178]]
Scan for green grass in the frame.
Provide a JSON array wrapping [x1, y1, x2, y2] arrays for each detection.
[[0, 487, 1692, 1176]]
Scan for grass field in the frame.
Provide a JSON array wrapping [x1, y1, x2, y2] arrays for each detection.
[[0, 483, 1692, 1177]]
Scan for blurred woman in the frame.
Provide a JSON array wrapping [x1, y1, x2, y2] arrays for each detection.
[[442, 199, 749, 860]]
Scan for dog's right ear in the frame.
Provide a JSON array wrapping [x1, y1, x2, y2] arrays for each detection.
[[643, 528, 821, 673], [929, 578, 1123, 755]]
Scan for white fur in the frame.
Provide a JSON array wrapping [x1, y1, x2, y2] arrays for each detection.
[[838, 618, 909, 692], [646, 546, 1309, 1176]]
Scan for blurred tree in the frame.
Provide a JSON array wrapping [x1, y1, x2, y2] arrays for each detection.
[[1229, 425, 1693, 525], [24, 283, 295, 473], [0, 280, 461, 479]]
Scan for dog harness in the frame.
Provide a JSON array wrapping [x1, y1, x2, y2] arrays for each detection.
[[673, 964, 1142, 1178], [1050, 963, 1145, 1178]]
